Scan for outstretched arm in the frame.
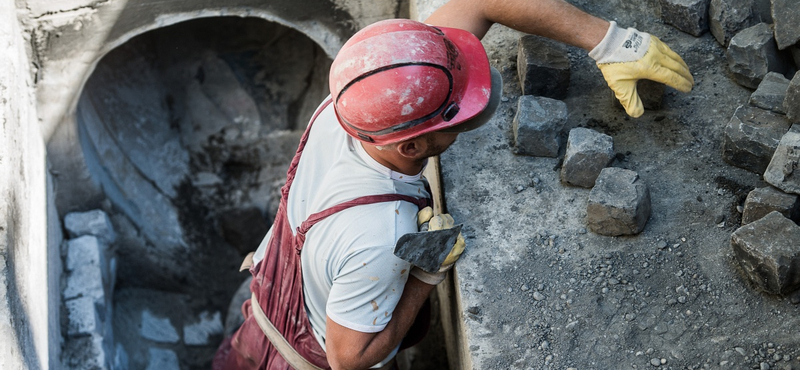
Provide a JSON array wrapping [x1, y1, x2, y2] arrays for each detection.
[[424, 0, 609, 50], [425, 0, 695, 118]]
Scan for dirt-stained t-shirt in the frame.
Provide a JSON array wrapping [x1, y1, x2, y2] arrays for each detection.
[[252, 98, 429, 367]]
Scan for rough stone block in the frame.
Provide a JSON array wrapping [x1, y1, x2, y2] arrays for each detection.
[[587, 168, 651, 236], [561, 128, 614, 188], [517, 35, 570, 99], [742, 186, 800, 224], [145, 348, 180, 370], [64, 263, 105, 303], [731, 211, 800, 295], [726, 23, 792, 89], [722, 105, 791, 174], [184, 311, 223, 346], [771, 0, 800, 49], [764, 125, 800, 194], [64, 209, 116, 244], [612, 79, 665, 111], [659, 0, 710, 36], [66, 235, 103, 272], [62, 334, 107, 370], [66, 296, 100, 336], [512, 96, 567, 157], [140, 309, 180, 343], [709, 0, 757, 46], [748, 72, 790, 113], [785, 72, 800, 123]]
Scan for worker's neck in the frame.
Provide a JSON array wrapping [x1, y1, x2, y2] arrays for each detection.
[[361, 143, 425, 176]]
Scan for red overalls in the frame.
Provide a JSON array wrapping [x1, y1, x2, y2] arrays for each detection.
[[213, 99, 430, 370]]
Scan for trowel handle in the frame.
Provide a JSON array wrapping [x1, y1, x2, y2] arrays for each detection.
[[423, 155, 446, 216]]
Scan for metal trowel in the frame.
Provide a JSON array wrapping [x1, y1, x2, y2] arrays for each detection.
[[393, 224, 463, 274]]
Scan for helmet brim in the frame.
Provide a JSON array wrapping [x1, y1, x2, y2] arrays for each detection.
[[439, 66, 502, 133], [432, 25, 494, 132]]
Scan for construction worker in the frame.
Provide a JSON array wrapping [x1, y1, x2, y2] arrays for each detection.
[[214, 0, 694, 369]]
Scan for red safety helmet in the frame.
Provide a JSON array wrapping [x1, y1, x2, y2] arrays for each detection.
[[330, 19, 498, 145]]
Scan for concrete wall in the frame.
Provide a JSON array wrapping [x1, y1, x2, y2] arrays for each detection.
[[0, 0, 62, 368]]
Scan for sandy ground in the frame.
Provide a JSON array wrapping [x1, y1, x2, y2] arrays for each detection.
[[439, 0, 800, 369]]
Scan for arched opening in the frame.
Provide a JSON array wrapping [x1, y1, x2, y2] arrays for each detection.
[[69, 16, 331, 369]]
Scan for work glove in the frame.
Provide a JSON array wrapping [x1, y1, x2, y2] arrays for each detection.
[[589, 21, 694, 118], [409, 206, 466, 285]]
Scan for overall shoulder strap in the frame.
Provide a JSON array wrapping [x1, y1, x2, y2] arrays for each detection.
[[294, 194, 431, 251]]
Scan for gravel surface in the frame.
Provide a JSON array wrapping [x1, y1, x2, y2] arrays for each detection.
[[441, 0, 800, 368]]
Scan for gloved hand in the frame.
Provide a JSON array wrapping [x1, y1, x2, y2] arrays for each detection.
[[410, 206, 466, 285], [589, 21, 694, 118]]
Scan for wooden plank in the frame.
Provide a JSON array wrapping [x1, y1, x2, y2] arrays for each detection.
[[423, 155, 473, 370]]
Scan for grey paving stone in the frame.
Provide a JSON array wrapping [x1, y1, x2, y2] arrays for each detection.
[[64, 209, 116, 244], [742, 186, 800, 224], [512, 96, 567, 157], [748, 72, 790, 113], [659, 0, 710, 36], [771, 0, 800, 49], [764, 124, 800, 194], [726, 23, 792, 89], [785, 71, 800, 123], [140, 309, 180, 343], [66, 235, 103, 272], [62, 334, 107, 370], [64, 263, 105, 303], [516, 35, 570, 99], [561, 128, 614, 188], [731, 211, 800, 295], [587, 168, 651, 236], [183, 311, 223, 346], [710, 0, 758, 46], [66, 296, 100, 337], [722, 105, 791, 174], [145, 348, 180, 370]]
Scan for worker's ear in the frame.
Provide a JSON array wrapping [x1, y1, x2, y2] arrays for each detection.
[[395, 136, 428, 160]]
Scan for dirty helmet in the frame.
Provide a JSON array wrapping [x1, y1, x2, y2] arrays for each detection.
[[330, 19, 501, 145]]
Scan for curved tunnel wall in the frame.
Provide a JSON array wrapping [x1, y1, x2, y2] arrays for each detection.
[[33, 0, 405, 368]]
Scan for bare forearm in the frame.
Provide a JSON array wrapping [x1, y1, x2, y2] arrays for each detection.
[[425, 0, 609, 51], [326, 277, 435, 370]]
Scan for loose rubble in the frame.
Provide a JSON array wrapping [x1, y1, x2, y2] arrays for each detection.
[[785, 72, 800, 122], [586, 168, 651, 236], [709, 0, 758, 46], [770, 0, 800, 49], [513, 96, 567, 157], [560, 128, 614, 188], [725, 23, 791, 89], [749, 72, 790, 114], [764, 125, 800, 194], [721, 105, 790, 174], [516, 35, 571, 99], [731, 211, 800, 295], [741, 186, 799, 224], [658, 0, 710, 37]]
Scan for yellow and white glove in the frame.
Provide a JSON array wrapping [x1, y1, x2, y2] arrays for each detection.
[[589, 21, 694, 118], [409, 206, 466, 285]]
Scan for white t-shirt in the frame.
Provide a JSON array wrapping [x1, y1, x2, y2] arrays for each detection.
[[252, 98, 429, 366]]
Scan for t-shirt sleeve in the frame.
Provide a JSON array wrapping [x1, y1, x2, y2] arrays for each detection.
[[325, 245, 412, 333]]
